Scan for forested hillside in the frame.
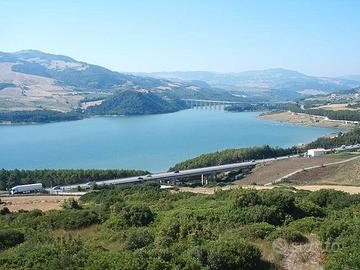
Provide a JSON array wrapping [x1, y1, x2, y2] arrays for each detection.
[[87, 90, 188, 115]]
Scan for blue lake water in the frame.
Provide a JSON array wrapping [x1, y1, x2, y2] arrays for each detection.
[[0, 109, 338, 172]]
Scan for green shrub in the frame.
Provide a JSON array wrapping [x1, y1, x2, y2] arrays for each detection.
[[124, 228, 154, 250], [122, 205, 154, 227], [307, 189, 353, 209], [62, 198, 81, 209], [267, 227, 308, 243], [232, 189, 262, 208], [228, 223, 276, 240], [226, 205, 284, 225], [85, 250, 147, 270], [0, 207, 10, 215], [295, 198, 324, 218], [261, 189, 296, 214], [0, 229, 24, 250], [206, 237, 261, 270], [287, 217, 323, 234]]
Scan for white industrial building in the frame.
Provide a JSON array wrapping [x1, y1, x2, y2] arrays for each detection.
[[307, 148, 327, 157]]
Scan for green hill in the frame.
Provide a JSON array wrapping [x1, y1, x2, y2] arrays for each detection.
[[87, 90, 188, 115]]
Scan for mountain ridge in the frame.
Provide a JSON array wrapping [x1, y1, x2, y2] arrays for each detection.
[[138, 69, 360, 98]]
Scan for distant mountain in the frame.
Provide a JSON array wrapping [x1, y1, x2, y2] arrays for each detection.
[[338, 75, 360, 83], [140, 69, 360, 99], [0, 50, 236, 114]]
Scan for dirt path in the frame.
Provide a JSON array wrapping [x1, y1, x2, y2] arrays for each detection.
[[0, 195, 80, 212]]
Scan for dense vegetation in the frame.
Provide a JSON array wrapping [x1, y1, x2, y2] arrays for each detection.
[[170, 145, 297, 171], [0, 110, 83, 123], [170, 128, 360, 170], [1, 183, 360, 269], [225, 103, 286, 112], [308, 128, 360, 149], [87, 90, 188, 116], [0, 169, 147, 191]]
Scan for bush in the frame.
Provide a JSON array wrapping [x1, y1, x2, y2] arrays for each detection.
[[122, 205, 154, 227], [267, 227, 308, 244], [44, 210, 100, 230], [124, 228, 154, 250], [316, 219, 349, 242], [295, 198, 324, 218], [62, 198, 81, 209], [0, 238, 89, 270], [233, 189, 262, 208], [0, 207, 10, 215], [85, 250, 147, 270], [206, 237, 261, 270], [0, 229, 25, 250], [228, 223, 276, 240], [307, 189, 353, 210], [226, 205, 284, 225], [287, 217, 323, 234], [261, 189, 296, 214]]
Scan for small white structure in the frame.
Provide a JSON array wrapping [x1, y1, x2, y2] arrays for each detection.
[[307, 148, 326, 157]]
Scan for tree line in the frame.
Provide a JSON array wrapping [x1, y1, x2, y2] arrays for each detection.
[[0, 110, 84, 123], [0, 169, 147, 191]]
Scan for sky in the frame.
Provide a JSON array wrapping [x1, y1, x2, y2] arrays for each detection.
[[1, 0, 360, 76]]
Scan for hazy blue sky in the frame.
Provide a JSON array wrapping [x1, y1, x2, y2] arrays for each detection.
[[1, 0, 359, 76]]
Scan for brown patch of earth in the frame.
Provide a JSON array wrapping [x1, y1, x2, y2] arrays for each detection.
[[287, 157, 360, 186], [0, 195, 80, 212], [237, 154, 350, 186]]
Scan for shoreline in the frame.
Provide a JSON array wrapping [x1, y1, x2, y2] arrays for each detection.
[[258, 110, 355, 129]]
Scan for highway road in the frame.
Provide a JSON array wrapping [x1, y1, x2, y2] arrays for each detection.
[[53, 144, 360, 192]]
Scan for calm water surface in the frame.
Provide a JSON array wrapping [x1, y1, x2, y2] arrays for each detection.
[[0, 109, 338, 171]]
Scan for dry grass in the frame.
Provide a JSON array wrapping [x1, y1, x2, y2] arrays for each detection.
[[279, 235, 325, 270], [237, 154, 350, 186], [0, 63, 83, 112], [288, 156, 360, 186], [0, 195, 80, 211]]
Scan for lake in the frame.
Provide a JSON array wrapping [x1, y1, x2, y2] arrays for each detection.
[[0, 109, 338, 172]]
